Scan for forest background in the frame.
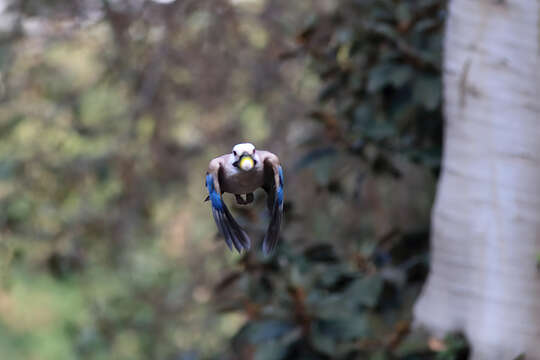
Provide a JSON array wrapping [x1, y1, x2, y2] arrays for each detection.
[[0, 0, 469, 359]]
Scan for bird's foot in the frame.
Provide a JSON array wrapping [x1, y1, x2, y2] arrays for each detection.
[[235, 194, 247, 205], [235, 193, 254, 205]]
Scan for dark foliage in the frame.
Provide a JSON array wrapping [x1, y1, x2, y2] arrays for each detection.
[[217, 239, 468, 360], [299, 0, 446, 176]]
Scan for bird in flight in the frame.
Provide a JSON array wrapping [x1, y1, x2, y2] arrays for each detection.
[[205, 143, 283, 254]]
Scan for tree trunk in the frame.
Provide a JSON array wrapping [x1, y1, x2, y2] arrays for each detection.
[[413, 0, 540, 359]]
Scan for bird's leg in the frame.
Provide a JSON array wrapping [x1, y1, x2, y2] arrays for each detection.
[[245, 193, 254, 204], [235, 194, 247, 205]]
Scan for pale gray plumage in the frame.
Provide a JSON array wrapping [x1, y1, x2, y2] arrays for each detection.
[[205, 143, 284, 254]]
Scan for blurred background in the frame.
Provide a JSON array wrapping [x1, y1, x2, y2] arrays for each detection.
[[0, 0, 467, 359]]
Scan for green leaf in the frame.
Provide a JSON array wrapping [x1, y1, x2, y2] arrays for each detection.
[[310, 329, 336, 355], [349, 72, 364, 91], [369, 6, 394, 22], [308, 293, 351, 320], [345, 275, 384, 308], [367, 64, 394, 92], [335, 28, 354, 45], [414, 18, 440, 33], [235, 320, 295, 345], [313, 314, 368, 341], [353, 104, 373, 127], [408, 147, 442, 168], [394, 330, 431, 356], [395, 3, 412, 24], [253, 329, 301, 360], [371, 122, 397, 140], [317, 264, 349, 288], [254, 341, 289, 360], [368, 63, 412, 92], [390, 65, 413, 88], [310, 314, 369, 355], [368, 22, 400, 40], [413, 75, 441, 110]]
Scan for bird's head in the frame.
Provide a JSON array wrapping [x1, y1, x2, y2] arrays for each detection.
[[232, 143, 256, 171]]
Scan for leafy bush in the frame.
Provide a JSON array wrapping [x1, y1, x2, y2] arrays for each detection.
[[299, 0, 445, 175], [218, 239, 468, 359]]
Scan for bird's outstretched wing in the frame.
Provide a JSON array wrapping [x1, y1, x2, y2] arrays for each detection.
[[262, 155, 284, 255], [206, 162, 251, 252]]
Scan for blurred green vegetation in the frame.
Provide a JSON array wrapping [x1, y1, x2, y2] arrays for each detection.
[[0, 0, 466, 359]]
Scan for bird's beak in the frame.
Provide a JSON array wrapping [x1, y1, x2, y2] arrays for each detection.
[[238, 154, 255, 171]]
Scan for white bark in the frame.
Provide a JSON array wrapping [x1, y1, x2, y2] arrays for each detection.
[[413, 0, 540, 359]]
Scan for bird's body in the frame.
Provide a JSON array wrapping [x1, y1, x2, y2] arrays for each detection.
[[211, 155, 263, 194], [205, 143, 283, 254]]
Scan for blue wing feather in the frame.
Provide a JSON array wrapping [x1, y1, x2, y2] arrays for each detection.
[[206, 173, 250, 252], [277, 166, 284, 207], [206, 174, 223, 210], [262, 165, 284, 255]]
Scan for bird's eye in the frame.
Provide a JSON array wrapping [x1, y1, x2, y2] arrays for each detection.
[[233, 151, 237, 156], [253, 149, 256, 154]]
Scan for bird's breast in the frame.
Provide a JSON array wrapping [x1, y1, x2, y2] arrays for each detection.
[[221, 167, 264, 194]]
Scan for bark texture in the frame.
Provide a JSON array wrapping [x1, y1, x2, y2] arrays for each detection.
[[413, 0, 540, 359]]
